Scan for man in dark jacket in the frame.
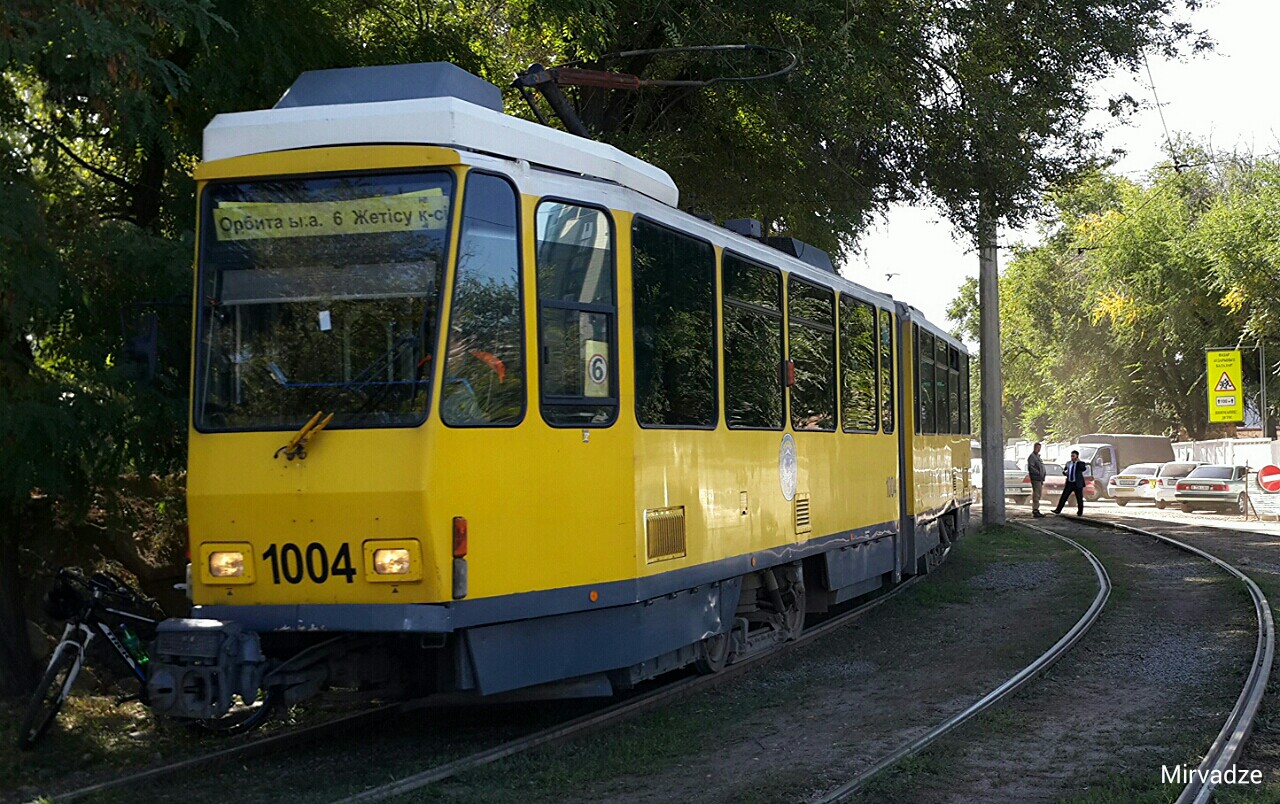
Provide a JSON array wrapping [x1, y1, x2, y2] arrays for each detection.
[[1053, 450, 1090, 516], [1027, 442, 1046, 518]]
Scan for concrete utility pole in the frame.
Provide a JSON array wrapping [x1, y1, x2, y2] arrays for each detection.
[[978, 206, 1005, 526], [1261, 342, 1269, 439]]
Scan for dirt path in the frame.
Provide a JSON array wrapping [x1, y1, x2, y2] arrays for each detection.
[[849, 515, 1255, 803], [420, 526, 1100, 804]]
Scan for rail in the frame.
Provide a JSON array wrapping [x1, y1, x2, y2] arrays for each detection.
[[337, 568, 935, 803], [812, 523, 1111, 802], [1083, 516, 1275, 804]]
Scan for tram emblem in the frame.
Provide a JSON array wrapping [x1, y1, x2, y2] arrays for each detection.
[[779, 434, 797, 501]]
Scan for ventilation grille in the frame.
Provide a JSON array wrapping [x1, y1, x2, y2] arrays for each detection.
[[156, 630, 222, 660], [645, 506, 687, 562], [794, 493, 812, 534]]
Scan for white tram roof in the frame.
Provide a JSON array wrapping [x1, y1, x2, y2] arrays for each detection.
[[203, 66, 680, 208], [203, 64, 962, 349]]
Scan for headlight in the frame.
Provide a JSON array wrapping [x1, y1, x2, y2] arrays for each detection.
[[373, 548, 411, 575], [208, 551, 245, 577], [198, 542, 254, 584]]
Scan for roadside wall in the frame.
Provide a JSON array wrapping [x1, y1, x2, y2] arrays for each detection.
[[1172, 438, 1280, 468]]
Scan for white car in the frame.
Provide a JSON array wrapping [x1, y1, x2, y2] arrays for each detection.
[[1153, 461, 1203, 509], [1108, 463, 1162, 506]]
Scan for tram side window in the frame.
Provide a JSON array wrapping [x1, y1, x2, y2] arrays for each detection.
[[632, 219, 716, 427], [789, 277, 835, 431], [935, 336, 949, 434], [879, 308, 895, 434], [535, 201, 617, 426], [723, 253, 783, 429], [919, 330, 935, 433], [961, 354, 971, 434], [839, 296, 877, 433], [948, 346, 961, 434], [912, 324, 921, 434], [443, 173, 524, 426]]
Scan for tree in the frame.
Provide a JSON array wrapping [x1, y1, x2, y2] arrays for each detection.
[[908, 0, 1207, 523], [951, 156, 1273, 445], [0, 0, 1210, 692]]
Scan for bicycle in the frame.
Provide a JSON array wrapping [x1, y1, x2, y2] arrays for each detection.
[[18, 567, 162, 750]]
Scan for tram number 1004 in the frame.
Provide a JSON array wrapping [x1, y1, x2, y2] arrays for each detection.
[[261, 542, 356, 585]]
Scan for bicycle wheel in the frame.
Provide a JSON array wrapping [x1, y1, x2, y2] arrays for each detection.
[[191, 686, 278, 736], [18, 639, 83, 750]]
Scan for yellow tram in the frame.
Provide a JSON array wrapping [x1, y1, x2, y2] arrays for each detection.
[[145, 63, 973, 721]]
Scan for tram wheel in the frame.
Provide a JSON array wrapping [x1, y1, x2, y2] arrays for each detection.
[[694, 632, 731, 674]]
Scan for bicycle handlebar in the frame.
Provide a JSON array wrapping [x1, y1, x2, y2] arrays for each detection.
[[56, 567, 162, 615]]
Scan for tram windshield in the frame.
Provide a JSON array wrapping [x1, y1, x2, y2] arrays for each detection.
[[194, 171, 454, 431]]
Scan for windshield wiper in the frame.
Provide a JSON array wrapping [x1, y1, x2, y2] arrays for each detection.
[[274, 410, 334, 461]]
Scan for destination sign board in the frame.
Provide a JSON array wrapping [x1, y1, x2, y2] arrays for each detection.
[[213, 189, 448, 242]]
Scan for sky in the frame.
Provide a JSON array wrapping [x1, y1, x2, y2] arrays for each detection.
[[841, 0, 1278, 337]]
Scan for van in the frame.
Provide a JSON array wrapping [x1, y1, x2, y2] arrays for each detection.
[[1067, 434, 1176, 498]]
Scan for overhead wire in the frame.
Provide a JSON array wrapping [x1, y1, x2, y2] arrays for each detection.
[[1142, 50, 1182, 169]]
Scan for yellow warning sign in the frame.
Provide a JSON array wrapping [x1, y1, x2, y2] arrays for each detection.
[[1207, 350, 1244, 423], [212, 189, 448, 241]]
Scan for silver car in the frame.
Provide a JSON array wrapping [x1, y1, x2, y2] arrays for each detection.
[[1153, 461, 1203, 509], [1108, 463, 1162, 506], [1004, 459, 1033, 504], [1174, 465, 1249, 514]]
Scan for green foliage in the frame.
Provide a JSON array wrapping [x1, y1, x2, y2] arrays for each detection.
[[0, 0, 1208, 694], [955, 151, 1280, 442]]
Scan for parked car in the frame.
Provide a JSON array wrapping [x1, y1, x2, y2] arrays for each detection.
[[1174, 465, 1250, 514], [1107, 463, 1162, 506], [1153, 461, 1204, 509], [1005, 459, 1032, 504], [1067, 434, 1176, 498], [1041, 462, 1062, 500], [1042, 461, 1101, 503]]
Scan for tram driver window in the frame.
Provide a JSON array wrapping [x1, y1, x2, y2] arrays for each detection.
[[442, 172, 524, 426], [535, 201, 618, 426]]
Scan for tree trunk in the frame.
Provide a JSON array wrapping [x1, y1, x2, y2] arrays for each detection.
[[0, 507, 36, 698]]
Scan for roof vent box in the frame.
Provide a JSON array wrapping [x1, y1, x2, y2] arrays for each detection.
[[274, 62, 504, 112], [764, 237, 835, 274]]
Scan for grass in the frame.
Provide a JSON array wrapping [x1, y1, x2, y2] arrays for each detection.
[[0, 687, 376, 799], [2, 523, 1091, 803], [387, 524, 1094, 803], [844, 523, 1255, 804]]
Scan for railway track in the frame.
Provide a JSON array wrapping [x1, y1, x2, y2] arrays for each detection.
[[335, 569, 931, 803], [332, 526, 1115, 803], [51, 555, 932, 803], [812, 523, 1111, 802], [818, 516, 1273, 804], [53, 702, 407, 802], [61, 517, 1263, 804], [1081, 516, 1275, 804]]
